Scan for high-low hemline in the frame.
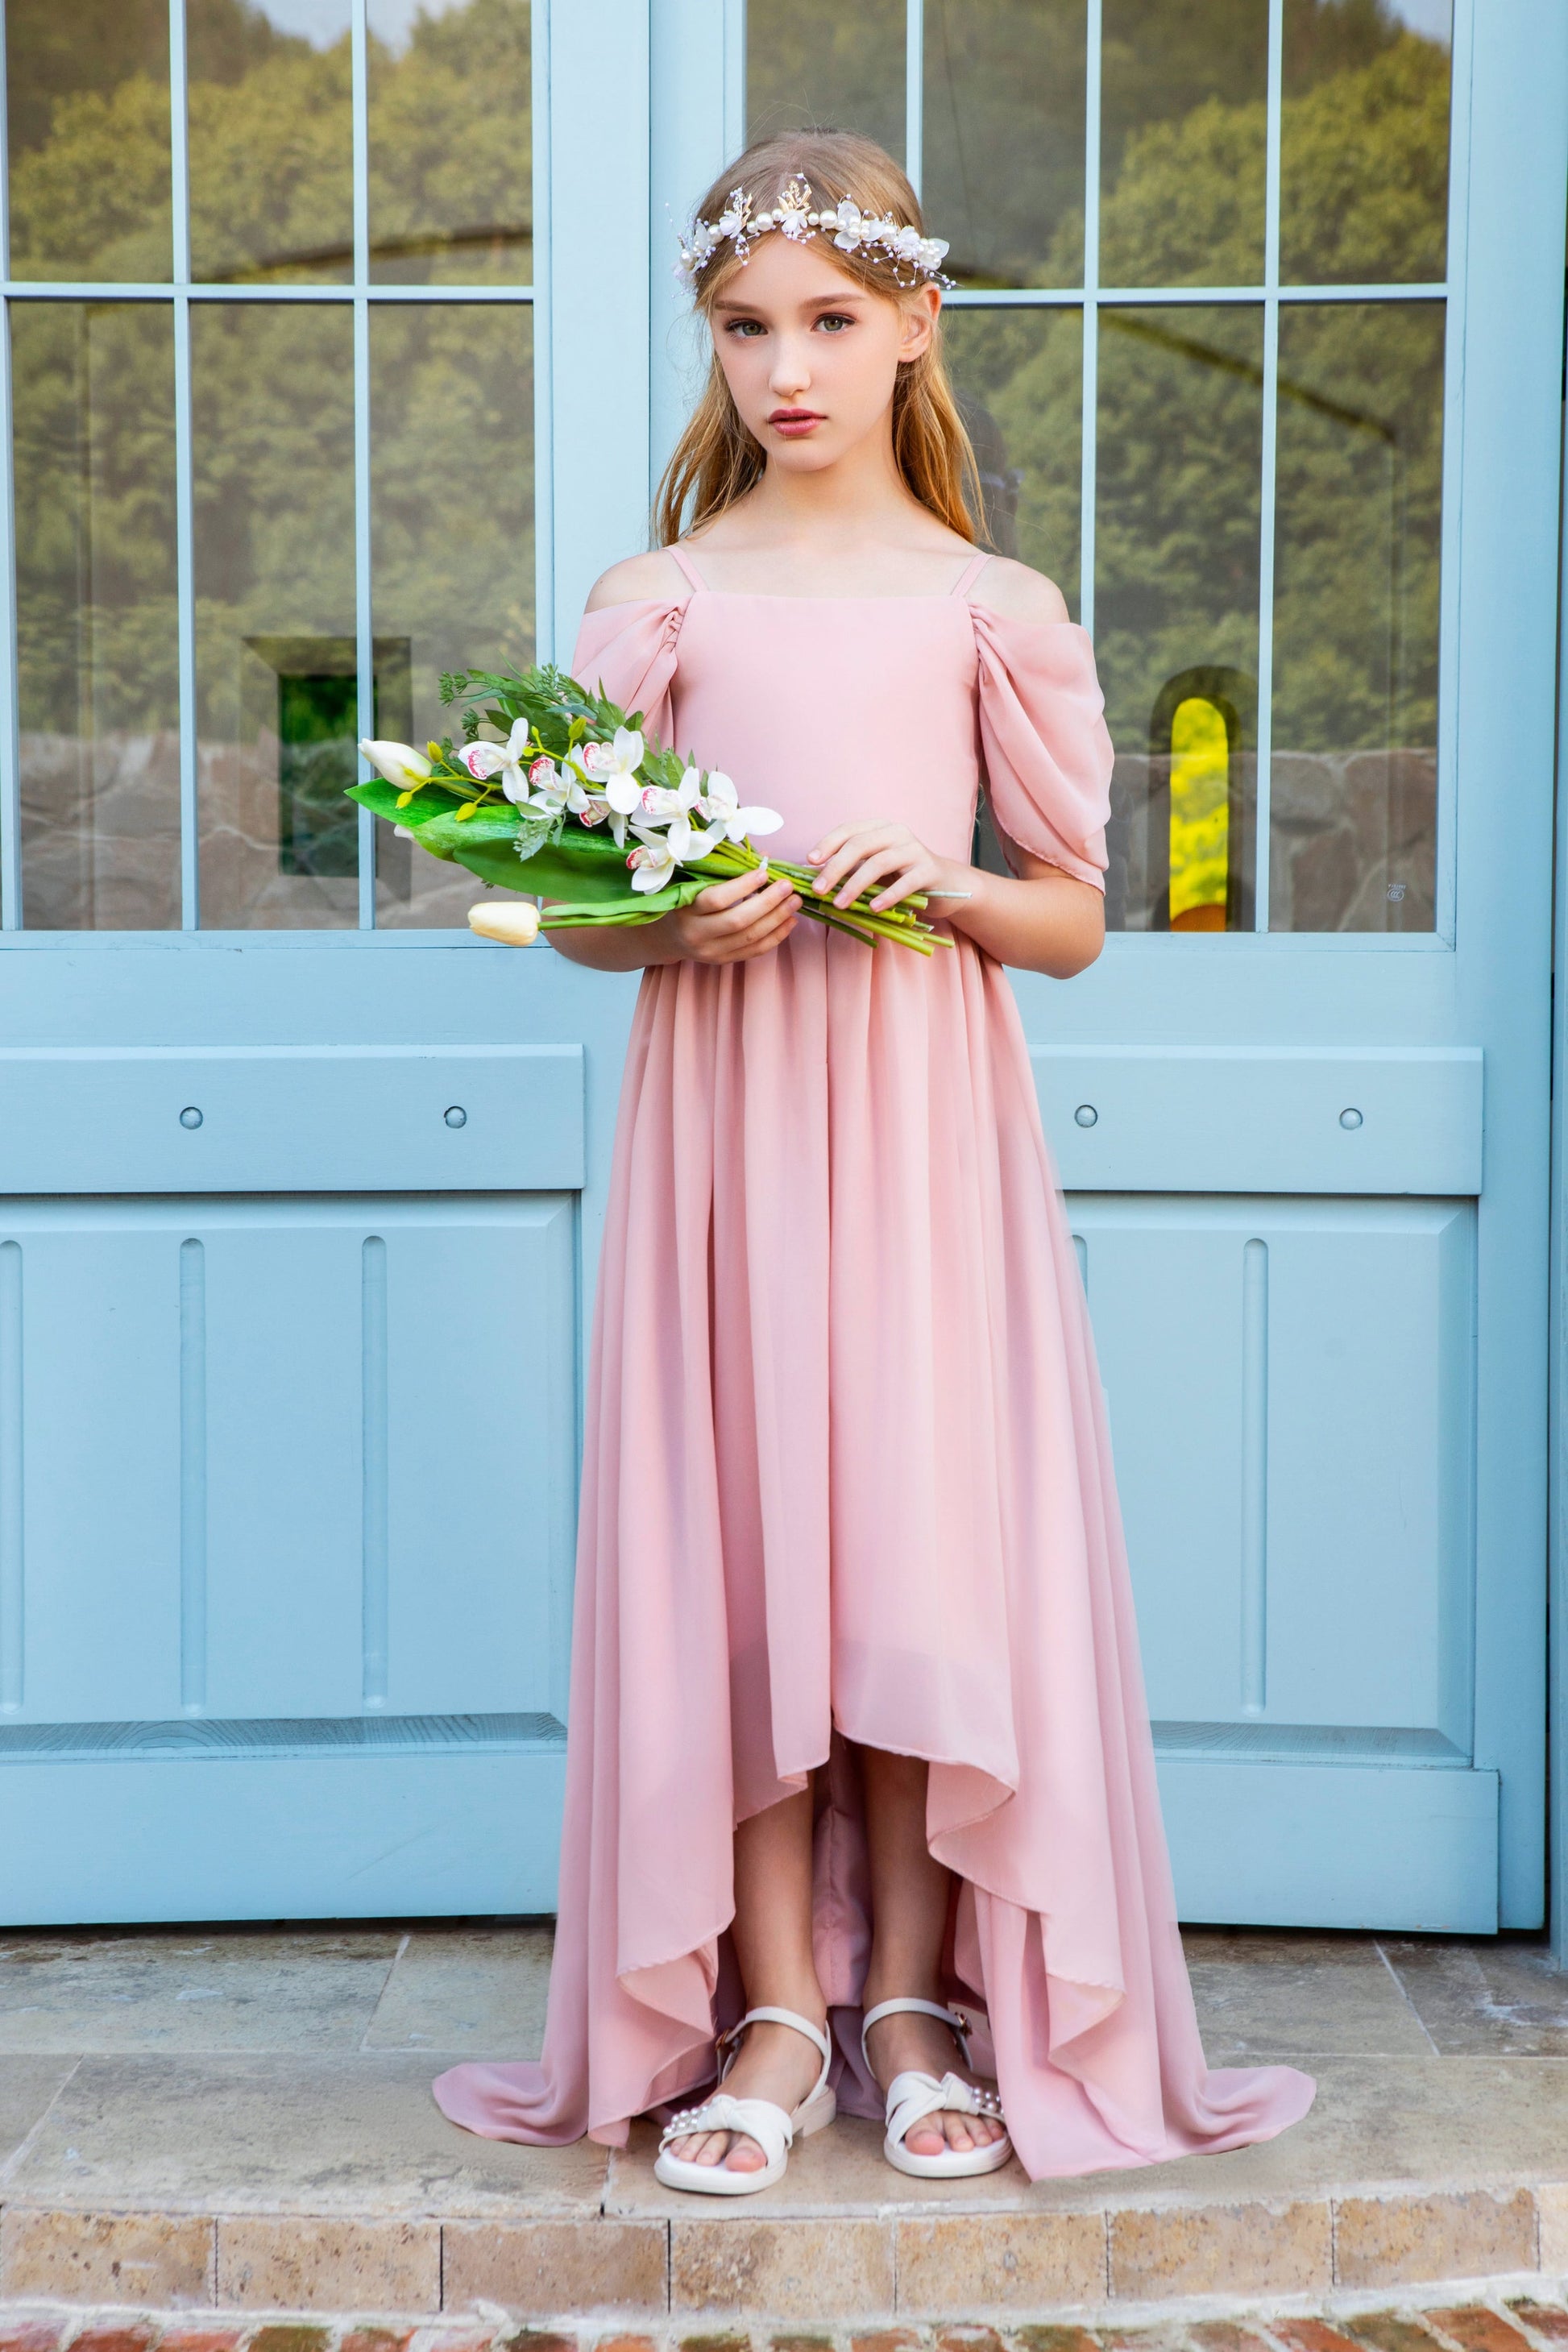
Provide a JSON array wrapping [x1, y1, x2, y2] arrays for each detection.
[[429, 574, 1315, 2180]]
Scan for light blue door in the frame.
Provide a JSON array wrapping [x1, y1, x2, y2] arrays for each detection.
[[1, 0, 1560, 1938], [0, 0, 652, 1920], [699, 0, 1564, 1931]]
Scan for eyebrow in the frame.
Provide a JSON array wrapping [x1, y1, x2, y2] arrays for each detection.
[[713, 288, 871, 313]]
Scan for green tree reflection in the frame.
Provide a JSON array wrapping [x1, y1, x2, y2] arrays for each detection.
[[10, 0, 1446, 931]]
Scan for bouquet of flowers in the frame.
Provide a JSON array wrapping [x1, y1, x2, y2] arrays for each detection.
[[350, 664, 949, 953]]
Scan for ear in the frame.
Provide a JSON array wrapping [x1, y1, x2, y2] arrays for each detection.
[[898, 283, 941, 364]]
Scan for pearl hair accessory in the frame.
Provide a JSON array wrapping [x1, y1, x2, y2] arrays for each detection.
[[676, 176, 952, 289]]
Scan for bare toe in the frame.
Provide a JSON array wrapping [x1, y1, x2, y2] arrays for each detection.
[[905, 2122, 947, 2156], [724, 2135, 766, 2172]]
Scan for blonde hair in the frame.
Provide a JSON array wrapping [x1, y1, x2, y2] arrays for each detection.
[[655, 129, 984, 548]]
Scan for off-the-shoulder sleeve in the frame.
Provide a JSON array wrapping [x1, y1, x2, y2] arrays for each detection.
[[971, 604, 1114, 891], [570, 598, 688, 747]]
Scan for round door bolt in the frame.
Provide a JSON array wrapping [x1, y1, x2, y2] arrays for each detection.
[[1339, 1106, 1364, 1130], [179, 1106, 203, 1130], [1074, 1103, 1098, 1128], [444, 1105, 467, 1128]]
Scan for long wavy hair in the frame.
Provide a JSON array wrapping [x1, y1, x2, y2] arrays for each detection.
[[654, 129, 984, 548]]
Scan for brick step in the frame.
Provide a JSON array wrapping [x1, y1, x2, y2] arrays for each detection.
[[0, 2288, 1567, 2352]]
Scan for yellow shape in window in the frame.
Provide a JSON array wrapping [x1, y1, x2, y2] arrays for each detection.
[[1169, 695, 1230, 931]]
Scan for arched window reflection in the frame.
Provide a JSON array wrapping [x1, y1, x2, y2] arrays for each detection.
[[1147, 668, 1255, 931]]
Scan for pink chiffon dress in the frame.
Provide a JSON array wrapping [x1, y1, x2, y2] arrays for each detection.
[[432, 545, 1315, 2181]]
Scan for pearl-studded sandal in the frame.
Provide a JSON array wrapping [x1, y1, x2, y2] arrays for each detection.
[[861, 1996, 1013, 2179], [653, 2006, 836, 2195]]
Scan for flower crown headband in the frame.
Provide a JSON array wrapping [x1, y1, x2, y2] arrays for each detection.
[[675, 176, 952, 291]]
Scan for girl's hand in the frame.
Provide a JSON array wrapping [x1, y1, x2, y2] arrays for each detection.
[[807, 819, 966, 913], [666, 865, 802, 963]]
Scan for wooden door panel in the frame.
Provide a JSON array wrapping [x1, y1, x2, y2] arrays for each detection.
[[7, 1226, 185, 1721], [1073, 1197, 1474, 1743], [0, 1195, 577, 1733]]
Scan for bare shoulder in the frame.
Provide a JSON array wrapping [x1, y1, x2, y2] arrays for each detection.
[[970, 555, 1072, 626], [583, 549, 687, 613]]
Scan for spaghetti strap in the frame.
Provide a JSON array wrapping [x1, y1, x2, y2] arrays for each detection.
[[950, 551, 992, 598], [669, 543, 707, 592]]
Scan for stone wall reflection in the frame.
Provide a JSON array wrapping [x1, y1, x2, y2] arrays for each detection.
[[1105, 748, 1436, 934], [19, 732, 475, 931]]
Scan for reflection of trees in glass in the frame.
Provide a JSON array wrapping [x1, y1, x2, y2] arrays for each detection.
[[745, 0, 905, 167], [944, 309, 1081, 599], [936, 11, 1450, 929], [1093, 305, 1264, 762], [8, 0, 531, 287], [367, 0, 532, 284], [186, 0, 354, 285], [192, 302, 358, 927], [1269, 299, 1442, 931], [12, 301, 182, 927], [7, 0, 533, 926], [371, 306, 535, 927], [923, 0, 1085, 287]]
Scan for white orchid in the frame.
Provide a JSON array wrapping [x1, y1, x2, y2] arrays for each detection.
[[636, 764, 706, 826], [525, 755, 591, 819], [625, 790, 728, 890], [456, 717, 533, 804], [698, 769, 784, 844], [626, 828, 678, 894], [580, 727, 647, 815], [359, 739, 433, 803]]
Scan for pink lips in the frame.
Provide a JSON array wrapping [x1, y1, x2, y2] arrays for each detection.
[[769, 409, 824, 438]]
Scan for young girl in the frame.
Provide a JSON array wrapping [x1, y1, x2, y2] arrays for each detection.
[[433, 130, 1315, 2190]]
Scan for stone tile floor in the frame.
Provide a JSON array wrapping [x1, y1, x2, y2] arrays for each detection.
[[0, 1924, 1560, 2324]]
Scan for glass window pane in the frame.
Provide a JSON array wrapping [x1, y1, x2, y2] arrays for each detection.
[[923, 0, 1085, 288], [189, 0, 353, 285], [1268, 300, 1443, 932], [746, 0, 905, 166], [1100, 0, 1268, 288], [371, 304, 534, 929], [193, 304, 358, 928], [6, 0, 172, 281], [1280, 1, 1451, 286], [944, 307, 1081, 611], [1094, 305, 1263, 932], [13, 302, 180, 928], [368, 0, 532, 285]]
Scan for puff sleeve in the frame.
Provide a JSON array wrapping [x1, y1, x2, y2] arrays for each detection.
[[972, 604, 1114, 891], [570, 598, 688, 748]]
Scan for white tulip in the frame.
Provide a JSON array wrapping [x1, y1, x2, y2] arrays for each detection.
[[359, 739, 432, 790], [467, 899, 541, 946]]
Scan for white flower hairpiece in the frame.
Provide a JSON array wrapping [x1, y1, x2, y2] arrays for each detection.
[[675, 176, 952, 290]]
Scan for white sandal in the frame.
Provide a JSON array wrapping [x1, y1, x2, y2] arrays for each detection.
[[861, 1996, 1013, 2179], [653, 2005, 836, 2195]]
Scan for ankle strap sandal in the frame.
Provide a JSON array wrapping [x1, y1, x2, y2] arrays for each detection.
[[654, 2006, 836, 2195], [861, 1996, 1013, 2180]]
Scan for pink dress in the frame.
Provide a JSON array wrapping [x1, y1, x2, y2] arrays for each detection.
[[432, 546, 1315, 2180]]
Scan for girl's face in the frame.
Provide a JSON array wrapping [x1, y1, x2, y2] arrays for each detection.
[[707, 230, 940, 476]]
